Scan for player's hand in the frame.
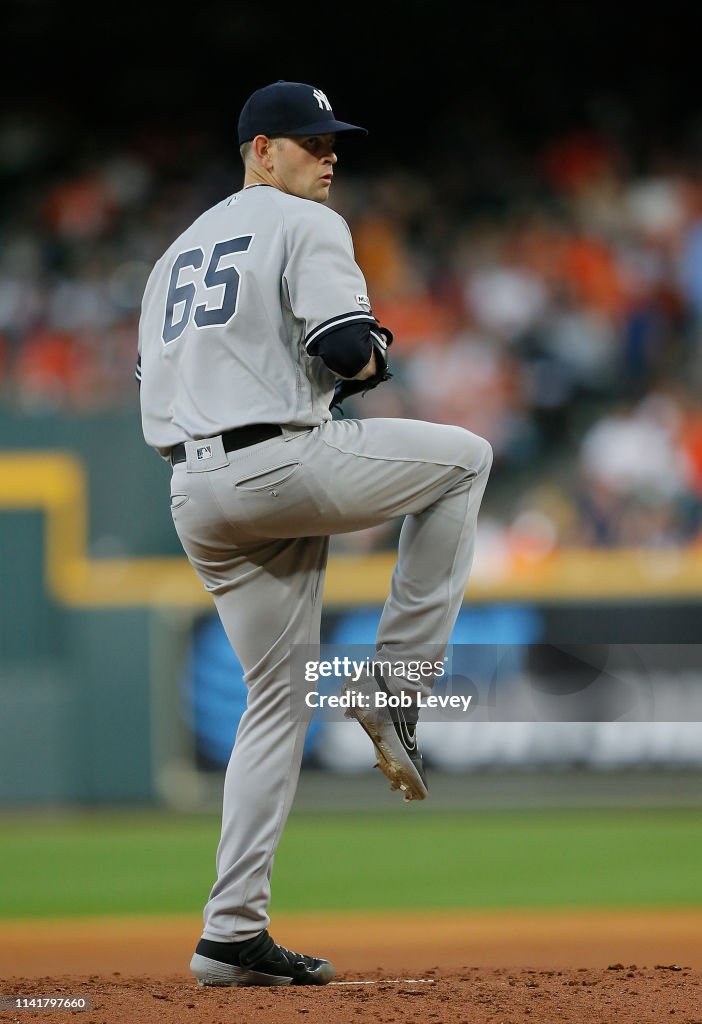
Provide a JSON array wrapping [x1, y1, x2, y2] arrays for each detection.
[[329, 372, 393, 412]]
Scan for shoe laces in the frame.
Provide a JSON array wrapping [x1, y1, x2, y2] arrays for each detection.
[[241, 931, 316, 973], [277, 943, 316, 970]]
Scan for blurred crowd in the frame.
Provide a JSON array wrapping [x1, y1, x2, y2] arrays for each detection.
[[3, 116, 702, 550]]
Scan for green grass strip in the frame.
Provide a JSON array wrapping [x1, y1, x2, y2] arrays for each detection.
[[0, 808, 699, 919]]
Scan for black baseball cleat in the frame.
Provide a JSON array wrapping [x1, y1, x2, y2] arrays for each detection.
[[342, 667, 428, 802], [190, 930, 335, 987]]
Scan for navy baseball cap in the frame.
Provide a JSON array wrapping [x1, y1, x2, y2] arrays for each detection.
[[238, 81, 367, 144]]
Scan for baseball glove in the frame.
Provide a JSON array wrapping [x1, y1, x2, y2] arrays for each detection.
[[329, 325, 393, 413]]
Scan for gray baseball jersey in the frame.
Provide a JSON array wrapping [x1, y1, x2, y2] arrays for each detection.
[[137, 185, 376, 455]]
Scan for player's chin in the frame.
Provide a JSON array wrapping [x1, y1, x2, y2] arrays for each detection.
[[313, 179, 333, 202]]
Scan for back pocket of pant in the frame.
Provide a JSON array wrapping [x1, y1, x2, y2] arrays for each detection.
[[234, 463, 300, 493]]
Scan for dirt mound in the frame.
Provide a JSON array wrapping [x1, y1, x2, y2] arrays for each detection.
[[2, 967, 700, 1024], [3, 910, 702, 1022]]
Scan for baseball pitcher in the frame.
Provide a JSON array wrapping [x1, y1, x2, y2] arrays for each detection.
[[137, 80, 492, 988]]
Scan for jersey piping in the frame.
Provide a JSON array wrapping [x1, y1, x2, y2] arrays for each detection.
[[304, 310, 377, 351]]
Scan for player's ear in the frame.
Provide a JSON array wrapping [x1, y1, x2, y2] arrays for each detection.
[[252, 135, 274, 169]]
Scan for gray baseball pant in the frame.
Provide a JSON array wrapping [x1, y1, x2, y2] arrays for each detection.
[[169, 416, 492, 942]]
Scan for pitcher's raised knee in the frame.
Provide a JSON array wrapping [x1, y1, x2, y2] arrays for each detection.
[[472, 433, 493, 475], [438, 424, 492, 475]]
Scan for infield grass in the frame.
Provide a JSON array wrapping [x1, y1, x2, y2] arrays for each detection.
[[0, 807, 699, 919]]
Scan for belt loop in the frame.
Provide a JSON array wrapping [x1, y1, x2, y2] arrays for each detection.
[[280, 425, 313, 442], [183, 435, 229, 472]]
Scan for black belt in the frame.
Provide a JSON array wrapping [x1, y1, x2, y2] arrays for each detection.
[[170, 424, 283, 466]]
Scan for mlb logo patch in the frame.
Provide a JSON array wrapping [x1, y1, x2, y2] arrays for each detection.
[[196, 445, 213, 461]]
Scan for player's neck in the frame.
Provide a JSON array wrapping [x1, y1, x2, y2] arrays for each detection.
[[243, 168, 279, 191]]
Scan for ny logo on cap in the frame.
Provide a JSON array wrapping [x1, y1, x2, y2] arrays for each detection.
[[313, 88, 332, 112]]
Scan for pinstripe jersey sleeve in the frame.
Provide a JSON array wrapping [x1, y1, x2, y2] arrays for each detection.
[[282, 203, 377, 352]]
